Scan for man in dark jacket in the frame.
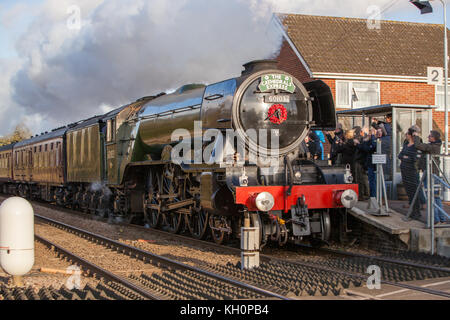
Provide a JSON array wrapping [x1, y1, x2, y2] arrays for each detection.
[[306, 131, 322, 160], [377, 113, 392, 180], [356, 128, 380, 198], [325, 125, 344, 165], [399, 129, 421, 221], [413, 130, 448, 224], [353, 127, 370, 200]]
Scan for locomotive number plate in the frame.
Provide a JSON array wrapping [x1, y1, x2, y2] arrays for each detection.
[[264, 95, 290, 103]]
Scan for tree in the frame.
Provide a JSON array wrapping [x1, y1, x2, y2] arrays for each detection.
[[0, 123, 33, 146]]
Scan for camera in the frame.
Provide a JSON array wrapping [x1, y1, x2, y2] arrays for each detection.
[[371, 121, 379, 130]]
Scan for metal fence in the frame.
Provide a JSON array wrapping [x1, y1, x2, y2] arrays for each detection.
[[405, 154, 450, 254]]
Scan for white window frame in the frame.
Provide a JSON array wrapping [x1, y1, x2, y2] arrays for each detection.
[[336, 80, 380, 109], [435, 85, 448, 111]]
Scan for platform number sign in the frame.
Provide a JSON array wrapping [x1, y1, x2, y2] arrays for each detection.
[[427, 67, 444, 86]]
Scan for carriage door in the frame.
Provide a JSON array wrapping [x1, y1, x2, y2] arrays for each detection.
[[106, 118, 117, 184]]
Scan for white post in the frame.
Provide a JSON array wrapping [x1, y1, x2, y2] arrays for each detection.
[[441, 0, 450, 201], [241, 215, 260, 270], [430, 156, 436, 255]]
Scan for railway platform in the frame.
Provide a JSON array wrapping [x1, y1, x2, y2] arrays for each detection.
[[349, 200, 450, 257]]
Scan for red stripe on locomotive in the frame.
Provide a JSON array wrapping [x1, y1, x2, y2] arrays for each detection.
[[236, 184, 359, 212]]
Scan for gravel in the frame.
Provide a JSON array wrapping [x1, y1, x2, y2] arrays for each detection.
[[0, 240, 100, 293], [0, 196, 241, 268]]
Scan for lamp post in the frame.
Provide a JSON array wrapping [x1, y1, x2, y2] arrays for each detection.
[[411, 0, 450, 201]]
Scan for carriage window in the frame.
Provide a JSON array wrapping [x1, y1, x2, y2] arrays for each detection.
[[51, 143, 54, 150], [107, 119, 116, 142], [39, 145, 42, 152], [45, 144, 48, 152], [34, 147, 36, 152]]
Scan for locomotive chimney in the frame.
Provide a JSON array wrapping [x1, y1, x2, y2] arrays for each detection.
[[241, 60, 278, 76]]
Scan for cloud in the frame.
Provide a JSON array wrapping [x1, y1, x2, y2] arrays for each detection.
[[0, 57, 24, 135], [3, 0, 410, 135]]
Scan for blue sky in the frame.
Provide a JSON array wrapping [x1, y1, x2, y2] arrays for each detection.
[[0, 0, 43, 59]]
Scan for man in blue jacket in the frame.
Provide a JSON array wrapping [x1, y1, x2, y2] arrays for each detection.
[[354, 128, 381, 198]]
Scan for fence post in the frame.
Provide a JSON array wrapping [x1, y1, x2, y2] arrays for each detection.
[[427, 154, 432, 229]]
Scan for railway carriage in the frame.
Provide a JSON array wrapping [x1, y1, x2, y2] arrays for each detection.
[[0, 144, 14, 190], [0, 60, 359, 247], [12, 128, 66, 201]]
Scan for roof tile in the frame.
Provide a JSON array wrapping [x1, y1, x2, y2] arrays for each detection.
[[279, 13, 449, 77]]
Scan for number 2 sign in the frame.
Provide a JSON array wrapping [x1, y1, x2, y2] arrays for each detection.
[[427, 67, 444, 85]]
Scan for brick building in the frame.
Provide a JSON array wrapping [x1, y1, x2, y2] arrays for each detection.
[[274, 14, 449, 144]]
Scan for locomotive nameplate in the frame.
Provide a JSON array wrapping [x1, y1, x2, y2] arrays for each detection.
[[259, 74, 295, 93], [264, 95, 290, 103]]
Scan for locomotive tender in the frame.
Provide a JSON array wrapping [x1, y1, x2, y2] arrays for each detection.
[[0, 60, 358, 247]]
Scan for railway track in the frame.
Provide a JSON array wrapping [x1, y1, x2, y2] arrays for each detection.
[[35, 214, 291, 300], [0, 281, 141, 300], [34, 235, 158, 300], [2, 195, 449, 299]]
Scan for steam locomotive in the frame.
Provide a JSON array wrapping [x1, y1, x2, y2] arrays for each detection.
[[0, 60, 358, 247]]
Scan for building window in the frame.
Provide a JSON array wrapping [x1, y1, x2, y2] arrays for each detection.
[[336, 81, 380, 108], [435, 85, 449, 111]]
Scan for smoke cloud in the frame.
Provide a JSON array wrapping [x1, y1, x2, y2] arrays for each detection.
[[1, 0, 409, 135]]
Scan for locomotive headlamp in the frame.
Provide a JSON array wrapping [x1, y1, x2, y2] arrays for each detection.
[[255, 192, 275, 212], [340, 190, 358, 209]]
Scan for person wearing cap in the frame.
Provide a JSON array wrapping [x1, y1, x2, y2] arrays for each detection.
[[413, 130, 448, 224]]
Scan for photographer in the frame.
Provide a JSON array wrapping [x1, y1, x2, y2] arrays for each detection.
[[413, 130, 448, 225], [352, 127, 370, 200], [399, 128, 421, 221], [325, 124, 345, 165], [373, 114, 393, 180], [355, 127, 381, 198], [306, 131, 322, 160], [336, 129, 356, 174]]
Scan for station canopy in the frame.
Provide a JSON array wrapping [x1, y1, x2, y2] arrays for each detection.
[[336, 104, 436, 117]]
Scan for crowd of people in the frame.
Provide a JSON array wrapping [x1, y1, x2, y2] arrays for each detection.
[[305, 113, 449, 225]]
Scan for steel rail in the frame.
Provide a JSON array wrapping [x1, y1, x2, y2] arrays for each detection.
[[34, 234, 160, 300], [35, 214, 291, 300], [295, 244, 450, 274], [28, 198, 450, 274], [13, 196, 449, 299], [36, 214, 450, 299], [260, 252, 450, 299]]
